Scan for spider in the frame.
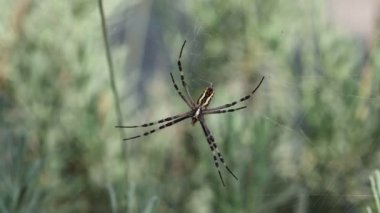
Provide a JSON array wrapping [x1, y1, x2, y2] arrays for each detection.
[[116, 40, 264, 186]]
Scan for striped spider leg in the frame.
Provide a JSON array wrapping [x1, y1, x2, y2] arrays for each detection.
[[199, 117, 238, 186], [203, 106, 247, 115], [116, 40, 265, 186], [177, 40, 195, 106], [204, 76, 265, 112]]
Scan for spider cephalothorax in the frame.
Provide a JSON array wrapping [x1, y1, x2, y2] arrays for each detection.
[[116, 40, 264, 186]]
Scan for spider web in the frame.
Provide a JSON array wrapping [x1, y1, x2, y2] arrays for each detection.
[[111, 1, 380, 212], [140, 10, 380, 213]]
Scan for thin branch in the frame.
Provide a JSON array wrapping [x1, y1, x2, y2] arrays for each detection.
[[97, 0, 127, 151]]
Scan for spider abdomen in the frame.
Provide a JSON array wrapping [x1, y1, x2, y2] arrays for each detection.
[[196, 87, 214, 108]]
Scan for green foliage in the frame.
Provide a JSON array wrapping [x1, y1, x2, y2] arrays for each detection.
[[0, 139, 43, 213], [0, 0, 379, 212], [367, 170, 380, 213]]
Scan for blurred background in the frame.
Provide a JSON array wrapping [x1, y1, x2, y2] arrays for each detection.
[[0, 0, 380, 212]]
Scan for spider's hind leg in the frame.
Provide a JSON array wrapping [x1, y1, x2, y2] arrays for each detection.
[[207, 76, 264, 111], [177, 40, 194, 104], [170, 72, 192, 108]]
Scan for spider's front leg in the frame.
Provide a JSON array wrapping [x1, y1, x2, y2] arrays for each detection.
[[199, 118, 238, 186]]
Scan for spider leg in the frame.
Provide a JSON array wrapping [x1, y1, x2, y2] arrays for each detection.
[[199, 120, 225, 186], [122, 114, 192, 141], [177, 40, 195, 105], [170, 72, 193, 108], [199, 118, 238, 186], [115, 111, 191, 128], [203, 106, 247, 115], [207, 76, 264, 111]]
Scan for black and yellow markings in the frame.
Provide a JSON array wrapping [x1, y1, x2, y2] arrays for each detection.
[[196, 87, 214, 108]]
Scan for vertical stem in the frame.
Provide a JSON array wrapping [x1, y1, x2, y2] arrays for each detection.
[[97, 0, 127, 154], [97, 3, 131, 211], [98, 2, 134, 212]]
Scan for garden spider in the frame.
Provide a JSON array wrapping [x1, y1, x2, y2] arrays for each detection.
[[116, 41, 264, 186]]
